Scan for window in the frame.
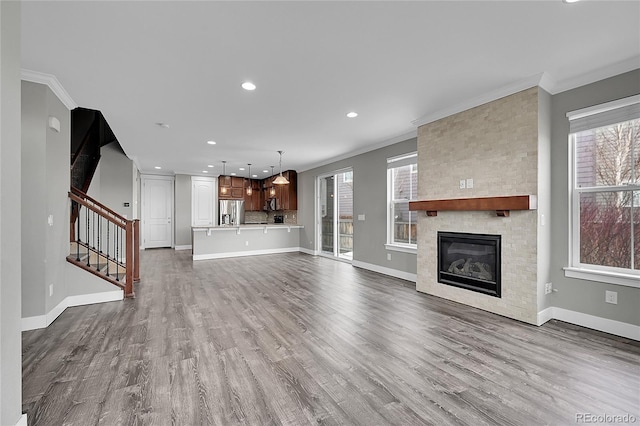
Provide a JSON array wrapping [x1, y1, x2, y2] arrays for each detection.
[[387, 153, 418, 252], [566, 95, 640, 287]]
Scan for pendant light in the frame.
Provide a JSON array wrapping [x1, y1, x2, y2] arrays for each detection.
[[273, 150, 289, 185], [269, 166, 276, 196], [246, 164, 253, 196], [221, 161, 228, 194]]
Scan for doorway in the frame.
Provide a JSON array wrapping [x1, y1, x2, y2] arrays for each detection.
[[317, 169, 353, 261], [141, 175, 174, 248]]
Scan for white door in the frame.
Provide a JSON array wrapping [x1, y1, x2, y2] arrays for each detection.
[[192, 176, 216, 226], [142, 175, 174, 248]]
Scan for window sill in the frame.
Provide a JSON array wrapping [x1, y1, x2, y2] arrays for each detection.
[[385, 244, 417, 254], [563, 267, 640, 289]]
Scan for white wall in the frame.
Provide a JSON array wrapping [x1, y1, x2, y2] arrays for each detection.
[[0, 1, 24, 424]]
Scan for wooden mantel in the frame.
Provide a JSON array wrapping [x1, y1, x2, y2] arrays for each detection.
[[409, 195, 537, 217]]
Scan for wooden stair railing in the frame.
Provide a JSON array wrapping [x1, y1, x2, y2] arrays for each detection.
[[68, 187, 140, 297]]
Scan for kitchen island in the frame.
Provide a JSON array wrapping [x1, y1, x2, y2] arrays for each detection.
[[192, 224, 304, 260]]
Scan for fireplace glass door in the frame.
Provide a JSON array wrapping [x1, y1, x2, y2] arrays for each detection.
[[438, 232, 501, 297]]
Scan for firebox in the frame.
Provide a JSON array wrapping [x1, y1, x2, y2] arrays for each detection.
[[438, 232, 501, 297]]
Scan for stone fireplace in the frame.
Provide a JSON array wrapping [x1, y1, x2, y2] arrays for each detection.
[[415, 85, 551, 325]]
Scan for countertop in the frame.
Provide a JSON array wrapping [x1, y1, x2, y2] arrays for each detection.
[[193, 224, 303, 232]]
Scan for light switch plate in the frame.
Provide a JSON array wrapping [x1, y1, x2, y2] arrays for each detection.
[[358, 214, 365, 221], [466, 178, 474, 189], [459, 180, 466, 189]]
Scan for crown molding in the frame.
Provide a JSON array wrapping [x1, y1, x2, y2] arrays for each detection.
[[21, 69, 78, 110], [297, 129, 418, 173], [550, 56, 640, 95], [412, 73, 552, 128]]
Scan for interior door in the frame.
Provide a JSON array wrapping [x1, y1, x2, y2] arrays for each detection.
[[142, 175, 174, 248]]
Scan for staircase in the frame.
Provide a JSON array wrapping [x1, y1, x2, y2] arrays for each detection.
[[67, 188, 140, 297], [68, 108, 139, 297]]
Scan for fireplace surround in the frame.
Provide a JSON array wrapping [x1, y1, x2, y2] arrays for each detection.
[[438, 232, 501, 297]]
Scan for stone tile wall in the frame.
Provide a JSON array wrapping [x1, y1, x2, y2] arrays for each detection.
[[417, 87, 540, 324]]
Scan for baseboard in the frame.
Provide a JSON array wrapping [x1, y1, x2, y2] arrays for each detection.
[[174, 245, 192, 251], [66, 290, 123, 308], [16, 414, 27, 426], [352, 260, 417, 283], [536, 307, 554, 326], [21, 290, 123, 331], [46, 298, 69, 327], [193, 247, 301, 261], [539, 307, 640, 341], [21, 315, 47, 332], [299, 247, 318, 256]]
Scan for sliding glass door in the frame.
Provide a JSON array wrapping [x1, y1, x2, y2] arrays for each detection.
[[318, 170, 353, 260]]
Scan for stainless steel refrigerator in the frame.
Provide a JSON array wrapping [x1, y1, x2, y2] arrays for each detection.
[[219, 200, 245, 225]]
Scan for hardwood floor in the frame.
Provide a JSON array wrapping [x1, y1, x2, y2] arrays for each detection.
[[22, 249, 640, 425]]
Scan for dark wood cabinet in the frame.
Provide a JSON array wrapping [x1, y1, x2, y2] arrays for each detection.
[[219, 171, 296, 210], [243, 179, 263, 211], [264, 170, 297, 210]]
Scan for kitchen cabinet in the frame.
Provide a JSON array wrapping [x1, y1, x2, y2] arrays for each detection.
[[219, 171, 296, 209], [244, 179, 263, 211], [219, 175, 247, 199], [191, 176, 215, 226], [264, 170, 297, 210]]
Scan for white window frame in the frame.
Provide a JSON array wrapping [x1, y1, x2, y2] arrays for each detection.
[[564, 95, 640, 288], [385, 152, 418, 254]]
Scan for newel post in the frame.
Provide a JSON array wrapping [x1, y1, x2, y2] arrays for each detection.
[[133, 219, 140, 282], [125, 220, 134, 297]]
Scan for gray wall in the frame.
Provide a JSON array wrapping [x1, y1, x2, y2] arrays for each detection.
[[550, 69, 640, 326], [0, 1, 23, 424], [21, 81, 71, 318], [175, 174, 192, 247], [193, 228, 300, 257], [99, 141, 134, 219], [537, 88, 552, 312], [21, 82, 47, 318], [298, 138, 418, 276], [45, 84, 72, 315]]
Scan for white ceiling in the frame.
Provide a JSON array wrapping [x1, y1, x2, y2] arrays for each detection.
[[21, 1, 640, 177]]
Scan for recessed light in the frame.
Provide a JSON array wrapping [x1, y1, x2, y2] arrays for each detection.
[[207, 164, 214, 168], [346, 112, 358, 118], [230, 172, 237, 176], [207, 140, 216, 145], [154, 166, 162, 169], [202, 170, 208, 173], [239, 167, 245, 171], [563, 0, 579, 3], [252, 174, 258, 178], [242, 81, 256, 91], [263, 170, 269, 173]]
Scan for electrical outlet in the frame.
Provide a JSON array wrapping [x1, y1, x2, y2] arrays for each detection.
[[49, 284, 53, 297], [387, 253, 392, 261], [605, 290, 618, 304], [544, 282, 552, 295], [459, 179, 466, 189]]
